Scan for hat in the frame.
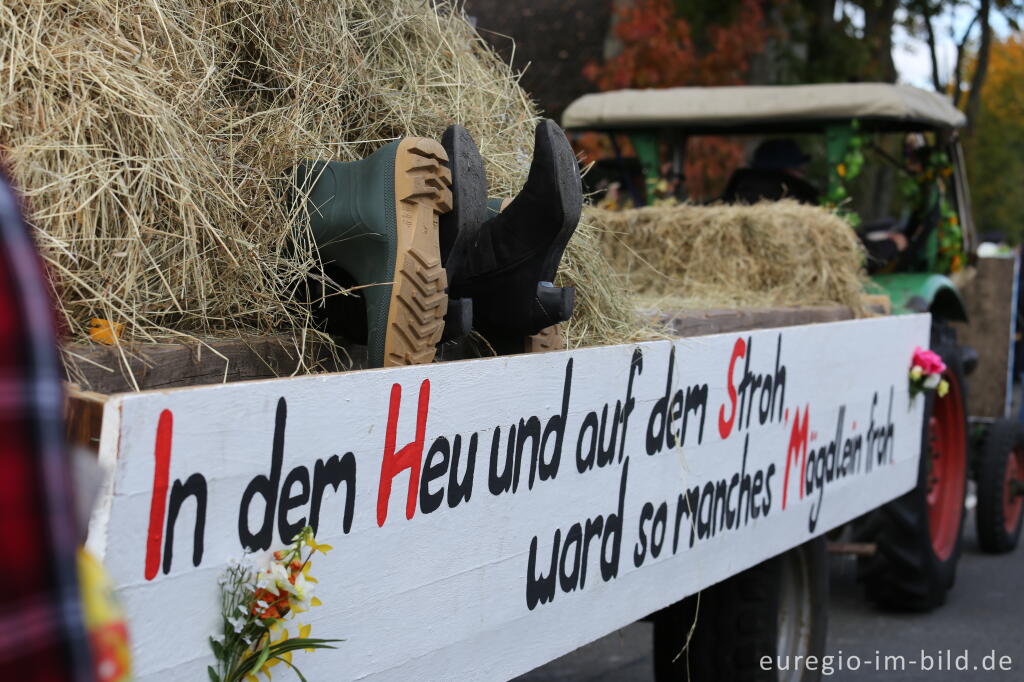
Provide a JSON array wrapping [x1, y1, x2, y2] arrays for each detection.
[[752, 139, 811, 170]]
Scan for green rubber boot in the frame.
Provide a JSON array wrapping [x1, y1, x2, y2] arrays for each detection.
[[294, 138, 452, 367]]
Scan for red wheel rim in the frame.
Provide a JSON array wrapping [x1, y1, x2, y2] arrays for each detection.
[[1003, 447, 1024, 535], [925, 372, 966, 560]]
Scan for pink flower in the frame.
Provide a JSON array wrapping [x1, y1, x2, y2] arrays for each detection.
[[911, 347, 946, 376]]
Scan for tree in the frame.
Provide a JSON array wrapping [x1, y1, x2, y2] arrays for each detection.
[[581, 0, 769, 200], [963, 34, 1024, 240], [904, 0, 1022, 131], [582, 0, 768, 90]]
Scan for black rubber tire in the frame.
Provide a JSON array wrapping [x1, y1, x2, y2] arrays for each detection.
[[976, 418, 1024, 553], [855, 321, 967, 611], [652, 537, 828, 682]]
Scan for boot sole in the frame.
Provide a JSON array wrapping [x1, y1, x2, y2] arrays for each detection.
[[525, 324, 565, 353], [383, 138, 453, 366]]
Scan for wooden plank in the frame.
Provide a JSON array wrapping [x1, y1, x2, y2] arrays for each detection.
[[65, 387, 107, 453], [61, 307, 867, 395], [61, 335, 354, 394], [659, 305, 856, 338], [955, 254, 1019, 418]]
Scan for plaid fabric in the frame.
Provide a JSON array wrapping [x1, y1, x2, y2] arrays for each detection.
[[0, 172, 94, 681]]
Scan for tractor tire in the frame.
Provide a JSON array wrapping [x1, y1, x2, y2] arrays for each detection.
[[975, 418, 1024, 553], [855, 321, 967, 611], [652, 537, 828, 682]]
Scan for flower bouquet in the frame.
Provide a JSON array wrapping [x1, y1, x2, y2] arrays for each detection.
[[209, 527, 340, 682], [909, 346, 949, 399]]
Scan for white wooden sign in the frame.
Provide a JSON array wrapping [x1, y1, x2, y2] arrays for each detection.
[[88, 314, 930, 681]]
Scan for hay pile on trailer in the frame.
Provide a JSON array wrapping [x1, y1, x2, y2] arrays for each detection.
[[587, 201, 870, 314], [1, 0, 651, 372]]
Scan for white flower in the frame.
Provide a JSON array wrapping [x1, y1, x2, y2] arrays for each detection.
[[924, 374, 941, 389], [256, 563, 289, 596], [910, 365, 923, 380], [289, 572, 315, 609], [211, 633, 225, 644], [270, 562, 292, 593], [227, 614, 246, 634]]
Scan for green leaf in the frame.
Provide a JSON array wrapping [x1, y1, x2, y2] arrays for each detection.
[[247, 645, 272, 677], [209, 636, 225, 660], [207, 666, 220, 682], [263, 638, 342, 657], [277, 656, 310, 682]]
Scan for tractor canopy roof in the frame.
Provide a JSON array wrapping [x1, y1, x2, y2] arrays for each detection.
[[561, 83, 965, 134]]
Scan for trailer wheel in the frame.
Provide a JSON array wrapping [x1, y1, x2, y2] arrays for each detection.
[[856, 322, 967, 611], [651, 537, 828, 682], [976, 418, 1024, 553]]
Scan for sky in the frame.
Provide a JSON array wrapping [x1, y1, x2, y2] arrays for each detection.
[[891, 5, 1015, 89]]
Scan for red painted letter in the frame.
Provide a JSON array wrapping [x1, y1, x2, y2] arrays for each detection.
[[377, 380, 430, 526], [144, 409, 173, 580], [717, 338, 746, 440], [782, 405, 810, 510]]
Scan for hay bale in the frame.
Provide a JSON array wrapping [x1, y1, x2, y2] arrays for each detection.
[[588, 201, 870, 314], [558, 219, 665, 348], [1, 0, 646, 367]]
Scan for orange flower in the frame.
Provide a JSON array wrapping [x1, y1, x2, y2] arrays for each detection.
[[251, 588, 290, 621], [88, 318, 123, 345]]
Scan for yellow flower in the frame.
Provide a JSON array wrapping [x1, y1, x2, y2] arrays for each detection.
[[938, 380, 949, 398], [298, 623, 317, 653], [837, 163, 847, 178], [910, 366, 923, 381]]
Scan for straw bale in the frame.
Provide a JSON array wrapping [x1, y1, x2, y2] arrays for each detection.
[[0, 0, 646, 374], [588, 201, 870, 314]]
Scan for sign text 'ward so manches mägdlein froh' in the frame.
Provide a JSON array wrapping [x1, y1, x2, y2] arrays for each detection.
[[87, 314, 929, 681]]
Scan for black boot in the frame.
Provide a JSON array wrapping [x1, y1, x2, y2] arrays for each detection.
[[438, 125, 487, 342], [446, 119, 582, 339]]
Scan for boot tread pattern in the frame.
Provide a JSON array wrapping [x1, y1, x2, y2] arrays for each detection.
[[525, 324, 565, 353], [384, 138, 452, 367]]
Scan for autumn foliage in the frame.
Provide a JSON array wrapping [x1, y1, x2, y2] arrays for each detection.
[[965, 34, 1024, 240], [581, 0, 770, 200], [583, 0, 767, 89]]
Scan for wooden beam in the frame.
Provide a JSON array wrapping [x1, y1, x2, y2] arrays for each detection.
[[61, 305, 868, 395], [61, 336, 354, 394], [65, 387, 107, 454], [658, 305, 857, 338]]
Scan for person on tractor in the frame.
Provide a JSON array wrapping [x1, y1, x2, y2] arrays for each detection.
[[721, 136, 915, 273], [860, 134, 950, 274], [722, 138, 820, 205]]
